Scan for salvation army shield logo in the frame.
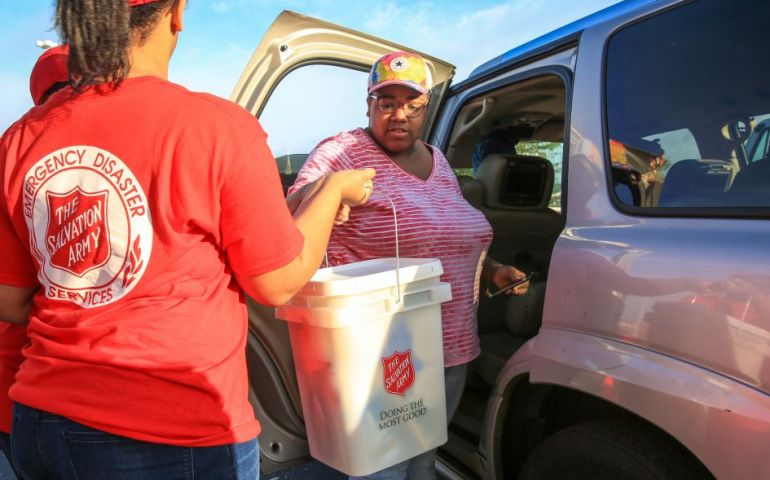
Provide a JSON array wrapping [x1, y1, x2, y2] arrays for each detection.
[[382, 350, 415, 396], [24, 145, 152, 308], [45, 187, 110, 277]]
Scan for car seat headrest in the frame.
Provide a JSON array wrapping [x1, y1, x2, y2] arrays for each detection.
[[475, 154, 554, 208]]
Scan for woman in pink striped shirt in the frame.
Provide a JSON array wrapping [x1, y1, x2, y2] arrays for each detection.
[[288, 51, 529, 480]]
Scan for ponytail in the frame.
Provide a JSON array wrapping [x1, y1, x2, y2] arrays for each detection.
[[55, 0, 179, 90]]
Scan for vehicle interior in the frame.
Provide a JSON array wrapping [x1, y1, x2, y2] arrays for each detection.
[[275, 153, 309, 196], [609, 115, 770, 210], [437, 73, 567, 476]]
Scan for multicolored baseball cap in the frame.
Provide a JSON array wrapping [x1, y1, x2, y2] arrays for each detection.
[[29, 44, 69, 106], [367, 51, 433, 95]]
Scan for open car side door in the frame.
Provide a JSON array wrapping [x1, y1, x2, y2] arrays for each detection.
[[230, 11, 454, 473]]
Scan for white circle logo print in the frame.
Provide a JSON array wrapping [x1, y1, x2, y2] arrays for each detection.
[[23, 146, 152, 308], [389, 57, 409, 72]]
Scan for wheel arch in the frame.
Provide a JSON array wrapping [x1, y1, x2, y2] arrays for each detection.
[[483, 328, 770, 479], [489, 376, 712, 479]]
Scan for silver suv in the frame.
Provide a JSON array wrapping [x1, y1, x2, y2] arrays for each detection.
[[232, 0, 770, 478]]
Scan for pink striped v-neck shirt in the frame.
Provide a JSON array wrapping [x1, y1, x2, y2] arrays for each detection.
[[289, 128, 492, 366]]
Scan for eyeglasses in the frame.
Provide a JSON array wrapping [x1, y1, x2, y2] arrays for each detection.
[[369, 95, 428, 118]]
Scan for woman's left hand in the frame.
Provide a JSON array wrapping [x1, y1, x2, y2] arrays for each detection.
[[490, 264, 529, 296]]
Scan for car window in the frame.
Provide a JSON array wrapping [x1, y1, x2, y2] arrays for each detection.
[[444, 73, 566, 215], [605, 0, 770, 210], [258, 65, 368, 193], [641, 129, 700, 164]]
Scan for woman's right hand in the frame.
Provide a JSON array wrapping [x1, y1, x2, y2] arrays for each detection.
[[327, 168, 376, 207]]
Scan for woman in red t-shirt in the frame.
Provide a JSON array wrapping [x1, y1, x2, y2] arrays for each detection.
[[0, 0, 373, 478], [288, 51, 530, 480], [0, 44, 70, 480]]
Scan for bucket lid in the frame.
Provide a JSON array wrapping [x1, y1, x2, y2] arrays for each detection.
[[297, 258, 443, 297], [277, 282, 452, 328]]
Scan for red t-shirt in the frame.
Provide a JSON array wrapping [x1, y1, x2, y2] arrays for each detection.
[[0, 323, 26, 433], [0, 77, 304, 446]]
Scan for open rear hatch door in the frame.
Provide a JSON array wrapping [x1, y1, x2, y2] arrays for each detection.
[[231, 10, 454, 126]]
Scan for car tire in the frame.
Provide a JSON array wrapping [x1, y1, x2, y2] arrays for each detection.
[[519, 420, 713, 480]]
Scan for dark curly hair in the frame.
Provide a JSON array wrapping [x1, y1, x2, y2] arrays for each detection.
[[55, 0, 180, 90]]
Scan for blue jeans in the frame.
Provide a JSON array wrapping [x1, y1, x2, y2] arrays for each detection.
[[349, 363, 469, 480], [12, 403, 259, 480], [1, 431, 20, 479]]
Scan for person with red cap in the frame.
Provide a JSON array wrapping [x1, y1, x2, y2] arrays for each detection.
[[28, 44, 70, 106], [288, 51, 529, 480], [0, 43, 71, 479], [0, 0, 373, 478]]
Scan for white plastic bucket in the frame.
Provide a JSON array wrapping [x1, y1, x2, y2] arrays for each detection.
[[276, 257, 452, 476]]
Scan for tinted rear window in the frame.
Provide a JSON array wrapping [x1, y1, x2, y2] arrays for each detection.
[[606, 0, 770, 211]]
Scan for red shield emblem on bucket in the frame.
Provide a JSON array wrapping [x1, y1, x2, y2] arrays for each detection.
[[46, 187, 110, 277], [382, 350, 415, 396]]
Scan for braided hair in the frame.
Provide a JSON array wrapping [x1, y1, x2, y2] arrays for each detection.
[[55, 0, 179, 90]]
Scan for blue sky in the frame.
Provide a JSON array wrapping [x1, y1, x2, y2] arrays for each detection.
[[0, 0, 619, 148]]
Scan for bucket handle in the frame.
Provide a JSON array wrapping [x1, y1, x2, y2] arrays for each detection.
[[323, 192, 402, 304], [385, 193, 401, 304]]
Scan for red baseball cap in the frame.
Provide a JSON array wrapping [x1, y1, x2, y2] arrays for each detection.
[[128, 0, 164, 5], [29, 44, 70, 106]]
